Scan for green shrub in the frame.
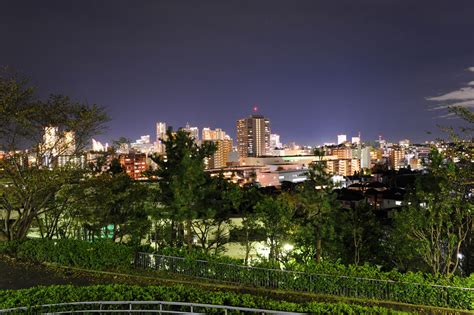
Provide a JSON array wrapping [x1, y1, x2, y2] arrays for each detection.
[[2, 239, 472, 310], [156, 246, 243, 264], [0, 240, 21, 256], [12, 239, 133, 271], [143, 253, 474, 309], [0, 284, 409, 314]]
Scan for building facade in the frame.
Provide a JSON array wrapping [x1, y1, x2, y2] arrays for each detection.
[[205, 139, 233, 169], [236, 115, 270, 158], [155, 122, 167, 154], [389, 147, 406, 170], [202, 127, 229, 141], [119, 153, 148, 180]]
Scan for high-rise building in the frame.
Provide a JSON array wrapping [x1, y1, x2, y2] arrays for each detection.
[[389, 147, 406, 170], [338, 159, 351, 176], [325, 159, 338, 175], [410, 157, 422, 170], [236, 115, 271, 158], [205, 139, 233, 169], [337, 134, 347, 145], [156, 122, 167, 154], [360, 146, 371, 169], [182, 123, 199, 143], [137, 135, 151, 144], [42, 126, 59, 156], [325, 158, 361, 176], [399, 139, 410, 148], [332, 147, 352, 159], [42, 127, 77, 167], [202, 127, 229, 141], [131, 135, 154, 153], [61, 131, 76, 155], [370, 148, 383, 162], [202, 128, 213, 141], [378, 135, 386, 149], [351, 159, 361, 175], [92, 139, 109, 152], [269, 134, 282, 149]]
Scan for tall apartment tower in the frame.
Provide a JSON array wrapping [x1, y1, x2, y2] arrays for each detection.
[[204, 139, 233, 169], [202, 127, 229, 141], [236, 115, 270, 158], [156, 122, 167, 154], [390, 147, 406, 170], [183, 123, 199, 144], [337, 134, 347, 145]]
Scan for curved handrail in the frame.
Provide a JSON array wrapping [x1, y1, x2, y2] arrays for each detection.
[[0, 300, 305, 314]]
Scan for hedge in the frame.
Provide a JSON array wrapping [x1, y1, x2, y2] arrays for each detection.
[[138, 253, 474, 310], [0, 238, 134, 271], [1, 239, 472, 310], [138, 245, 474, 290], [0, 284, 409, 314]]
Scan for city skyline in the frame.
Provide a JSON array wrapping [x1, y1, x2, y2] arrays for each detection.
[[111, 116, 440, 149], [2, 1, 474, 145]]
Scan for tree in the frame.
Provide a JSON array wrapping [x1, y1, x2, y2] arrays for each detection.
[[0, 70, 108, 240], [334, 202, 381, 265], [54, 163, 151, 244], [294, 149, 338, 263], [446, 108, 474, 275], [392, 106, 473, 276], [104, 171, 151, 245], [236, 186, 263, 265], [192, 175, 242, 255], [394, 149, 473, 276], [255, 193, 296, 262], [446, 107, 474, 275], [150, 128, 216, 249]]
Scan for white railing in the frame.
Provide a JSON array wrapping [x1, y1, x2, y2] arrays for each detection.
[[0, 301, 304, 314]]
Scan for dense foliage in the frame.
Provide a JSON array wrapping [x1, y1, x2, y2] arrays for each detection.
[[0, 284, 410, 314], [0, 239, 133, 271], [2, 239, 472, 309], [139, 252, 474, 310], [150, 128, 216, 249], [0, 70, 109, 241]]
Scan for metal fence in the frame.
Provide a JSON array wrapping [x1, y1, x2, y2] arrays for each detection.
[[0, 301, 304, 314], [135, 253, 474, 309]]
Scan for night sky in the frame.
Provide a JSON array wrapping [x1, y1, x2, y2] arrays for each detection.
[[2, 0, 474, 145]]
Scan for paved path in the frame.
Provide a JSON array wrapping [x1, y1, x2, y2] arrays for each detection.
[[0, 259, 93, 290]]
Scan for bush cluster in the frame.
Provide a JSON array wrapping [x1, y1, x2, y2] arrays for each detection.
[[155, 246, 243, 264], [1, 239, 472, 310], [0, 284, 409, 314], [0, 238, 133, 271], [141, 253, 474, 310]]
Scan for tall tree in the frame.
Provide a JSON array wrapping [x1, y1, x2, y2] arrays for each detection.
[[0, 70, 108, 240], [150, 128, 216, 249], [295, 149, 338, 263], [236, 186, 263, 265], [334, 202, 381, 265], [255, 193, 296, 262], [192, 175, 242, 255], [394, 148, 472, 277], [447, 107, 474, 275]]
